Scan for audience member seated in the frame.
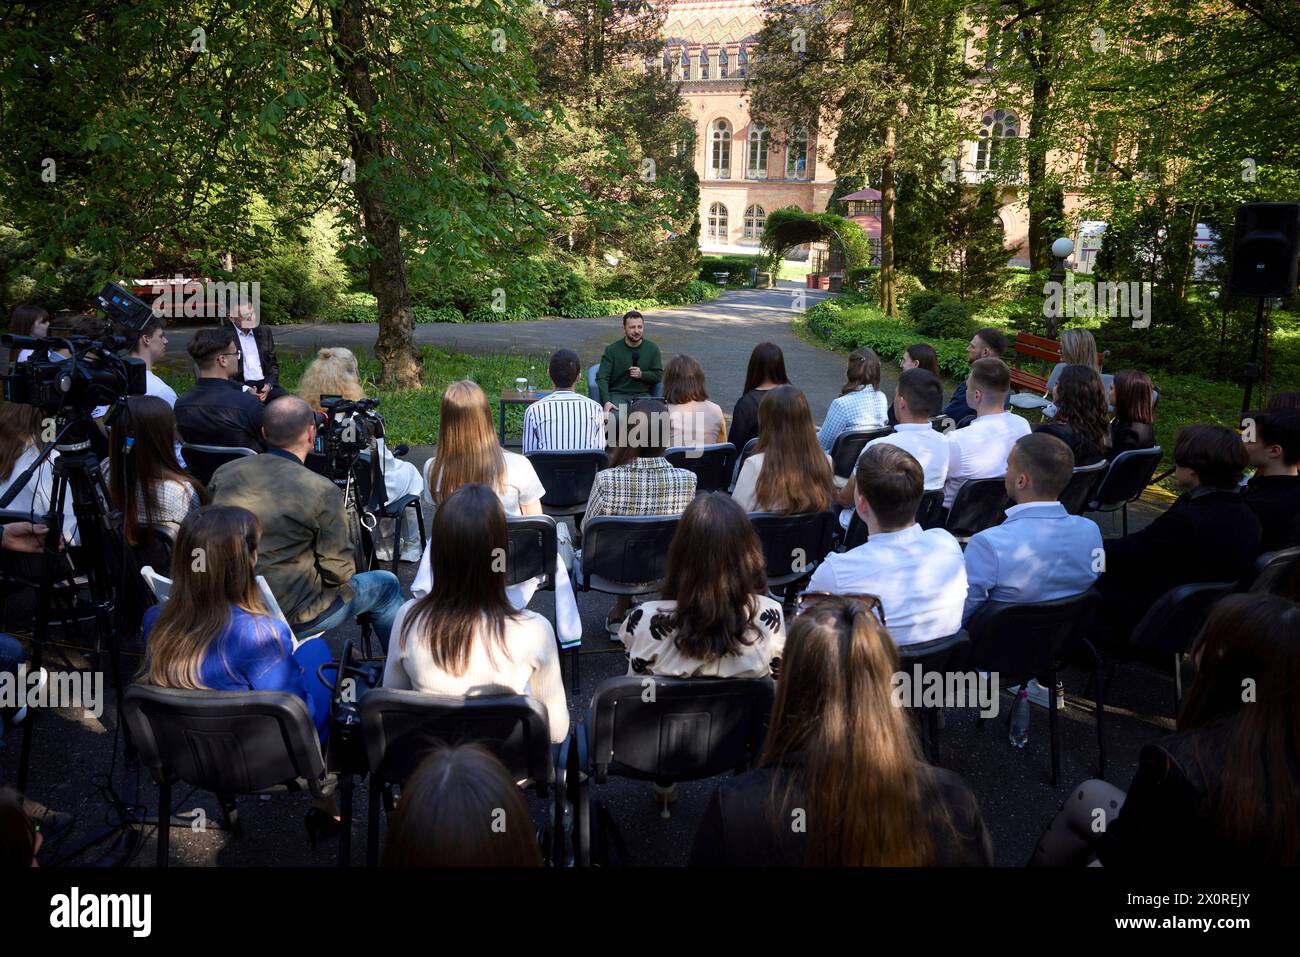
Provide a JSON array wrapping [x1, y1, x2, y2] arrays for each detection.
[[581, 398, 697, 633], [728, 341, 791, 452], [106, 396, 206, 570], [942, 357, 1031, 508], [663, 354, 727, 448], [384, 484, 568, 744], [838, 368, 948, 528], [209, 397, 404, 647], [689, 593, 993, 866], [1030, 593, 1300, 866], [1243, 409, 1300, 551], [618, 492, 785, 678], [0, 400, 78, 543], [817, 347, 889, 453], [943, 328, 1008, 423], [522, 348, 605, 453], [889, 344, 941, 425], [1097, 424, 1262, 644], [596, 310, 662, 412], [175, 327, 266, 451], [139, 506, 336, 832], [1044, 329, 1113, 401], [732, 385, 835, 513], [297, 346, 425, 563], [807, 445, 966, 645], [7, 303, 50, 363], [1033, 364, 1110, 466], [382, 744, 543, 867], [1108, 369, 1157, 459], [127, 314, 177, 406]]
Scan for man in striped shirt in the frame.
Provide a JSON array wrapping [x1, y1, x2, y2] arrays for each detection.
[[523, 349, 607, 452]]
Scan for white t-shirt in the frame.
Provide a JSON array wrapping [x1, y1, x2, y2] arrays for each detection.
[[943, 411, 1032, 507], [732, 450, 834, 513], [865, 422, 950, 491], [421, 449, 545, 516], [0, 445, 79, 543], [806, 524, 967, 646], [383, 600, 569, 743]]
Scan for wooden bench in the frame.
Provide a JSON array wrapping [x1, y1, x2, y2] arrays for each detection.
[[1008, 332, 1108, 393]]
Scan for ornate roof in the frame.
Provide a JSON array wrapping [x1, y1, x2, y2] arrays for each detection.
[[658, 0, 766, 44]]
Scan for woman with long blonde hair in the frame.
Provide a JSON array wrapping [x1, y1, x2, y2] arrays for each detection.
[[297, 347, 424, 562], [731, 386, 835, 514], [139, 506, 338, 838], [689, 594, 993, 866]]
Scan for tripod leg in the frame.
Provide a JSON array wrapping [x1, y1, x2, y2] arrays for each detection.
[[157, 777, 171, 867]]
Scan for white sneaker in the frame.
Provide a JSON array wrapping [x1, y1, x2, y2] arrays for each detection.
[[1025, 678, 1064, 710], [399, 542, 424, 563]]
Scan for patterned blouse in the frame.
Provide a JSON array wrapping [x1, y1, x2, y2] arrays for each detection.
[[818, 386, 890, 452], [619, 595, 786, 679], [581, 456, 697, 529]]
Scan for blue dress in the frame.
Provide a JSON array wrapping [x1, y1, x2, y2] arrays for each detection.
[[141, 604, 333, 739]]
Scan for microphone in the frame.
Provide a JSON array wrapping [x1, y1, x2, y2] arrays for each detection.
[[631, 350, 639, 367]]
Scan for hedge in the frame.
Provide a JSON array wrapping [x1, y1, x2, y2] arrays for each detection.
[[804, 298, 971, 379]]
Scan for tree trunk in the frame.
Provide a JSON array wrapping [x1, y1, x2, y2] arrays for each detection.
[[880, 128, 897, 316], [330, 0, 421, 390], [1026, 72, 1053, 271]]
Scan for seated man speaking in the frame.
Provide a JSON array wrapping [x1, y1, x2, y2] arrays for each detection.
[[596, 310, 663, 413], [209, 396, 404, 648]]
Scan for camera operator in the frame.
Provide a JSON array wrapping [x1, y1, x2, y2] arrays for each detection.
[[208, 396, 404, 648], [175, 328, 266, 451]]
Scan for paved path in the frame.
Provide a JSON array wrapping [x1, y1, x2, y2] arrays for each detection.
[[165, 281, 858, 422]]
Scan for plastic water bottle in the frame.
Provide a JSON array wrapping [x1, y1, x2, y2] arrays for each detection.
[[1009, 685, 1030, 748]]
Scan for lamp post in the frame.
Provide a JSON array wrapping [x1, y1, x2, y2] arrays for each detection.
[[1045, 236, 1074, 338]]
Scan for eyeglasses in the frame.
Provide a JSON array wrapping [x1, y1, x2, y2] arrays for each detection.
[[797, 591, 887, 627], [219, 351, 240, 359]]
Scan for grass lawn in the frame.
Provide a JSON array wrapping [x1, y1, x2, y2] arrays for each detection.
[[156, 346, 565, 445]]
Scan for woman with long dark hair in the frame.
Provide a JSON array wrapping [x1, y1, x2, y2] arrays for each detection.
[[386, 484, 568, 743], [689, 594, 993, 865], [619, 493, 784, 678], [1108, 369, 1156, 458], [383, 744, 543, 867], [1032, 593, 1300, 866], [727, 342, 791, 452], [106, 395, 206, 568], [818, 347, 889, 452], [731, 386, 835, 514], [1034, 364, 1109, 466]]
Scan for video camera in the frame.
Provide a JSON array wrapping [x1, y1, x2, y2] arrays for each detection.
[[1, 282, 152, 420], [313, 395, 386, 484]]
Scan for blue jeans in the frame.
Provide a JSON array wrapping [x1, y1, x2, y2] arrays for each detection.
[[0, 633, 28, 751], [296, 571, 404, 652]]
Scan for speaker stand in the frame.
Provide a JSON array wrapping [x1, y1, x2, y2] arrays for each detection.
[[1240, 295, 1268, 420]]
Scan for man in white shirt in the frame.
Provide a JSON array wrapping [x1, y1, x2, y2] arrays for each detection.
[[943, 357, 1031, 508], [523, 349, 606, 453], [806, 444, 966, 646], [132, 315, 177, 406]]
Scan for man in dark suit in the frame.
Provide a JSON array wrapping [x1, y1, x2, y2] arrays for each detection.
[[175, 327, 267, 451], [1097, 424, 1262, 645], [223, 300, 285, 402], [943, 328, 1009, 424], [1243, 409, 1300, 552]]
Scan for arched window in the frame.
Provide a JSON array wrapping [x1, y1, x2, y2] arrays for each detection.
[[708, 202, 729, 241], [719, 46, 729, 78], [738, 44, 749, 77], [743, 204, 766, 239], [786, 126, 808, 179], [747, 123, 770, 179], [699, 46, 709, 79], [710, 120, 732, 179], [680, 47, 690, 80], [975, 109, 1019, 171]]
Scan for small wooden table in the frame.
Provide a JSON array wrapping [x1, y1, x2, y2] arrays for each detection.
[[498, 388, 552, 445]]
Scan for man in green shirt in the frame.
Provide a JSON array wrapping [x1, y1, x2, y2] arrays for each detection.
[[596, 310, 663, 412]]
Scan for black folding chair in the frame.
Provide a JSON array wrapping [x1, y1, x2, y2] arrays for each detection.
[[829, 427, 893, 480], [844, 488, 945, 548], [180, 443, 258, 485], [748, 510, 837, 605], [359, 689, 562, 866], [573, 515, 680, 598], [565, 676, 774, 866], [966, 589, 1103, 784], [1245, 546, 1300, 598], [1127, 581, 1235, 716], [896, 630, 972, 765], [665, 443, 738, 493], [1058, 459, 1108, 516], [123, 685, 337, 867], [1087, 447, 1163, 534], [730, 437, 759, 490], [526, 450, 608, 524], [505, 515, 578, 693], [944, 477, 1012, 542], [352, 450, 426, 576]]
